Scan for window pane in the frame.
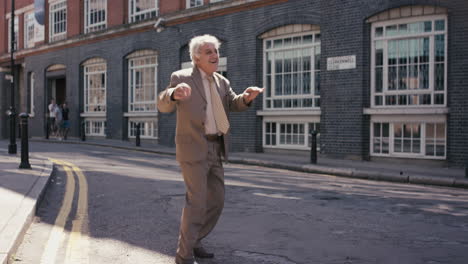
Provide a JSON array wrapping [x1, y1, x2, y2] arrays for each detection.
[[398, 65, 407, 90], [436, 145, 445, 156], [375, 68, 383, 92], [413, 124, 420, 138], [435, 94, 444, 105], [394, 139, 402, 152], [375, 96, 383, 105], [386, 25, 398, 36], [424, 21, 432, 32], [436, 123, 445, 138], [382, 123, 389, 137], [426, 123, 434, 138], [435, 63, 444, 91], [394, 123, 402, 138], [374, 123, 381, 137], [375, 27, 383, 37], [435, 20, 445, 31], [413, 139, 420, 153], [419, 64, 429, 89], [385, 95, 396, 105], [388, 66, 397, 90], [435, 35, 445, 62], [373, 138, 381, 153], [426, 143, 435, 156]]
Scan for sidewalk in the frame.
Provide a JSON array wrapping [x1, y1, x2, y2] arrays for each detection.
[[0, 149, 53, 264], [33, 137, 468, 188], [1, 137, 467, 263]]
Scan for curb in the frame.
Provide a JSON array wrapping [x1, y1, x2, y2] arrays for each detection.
[[0, 157, 54, 264], [228, 157, 467, 189]]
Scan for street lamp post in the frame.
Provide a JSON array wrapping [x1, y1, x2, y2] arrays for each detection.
[[8, 0, 17, 154]]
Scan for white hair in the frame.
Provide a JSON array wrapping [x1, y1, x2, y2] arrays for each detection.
[[189, 34, 221, 65]]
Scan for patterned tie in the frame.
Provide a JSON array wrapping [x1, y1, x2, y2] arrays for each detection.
[[207, 76, 230, 134]]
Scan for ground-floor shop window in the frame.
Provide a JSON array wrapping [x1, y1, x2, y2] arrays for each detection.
[[85, 119, 106, 136], [128, 120, 158, 138], [371, 122, 445, 159], [264, 121, 320, 150]]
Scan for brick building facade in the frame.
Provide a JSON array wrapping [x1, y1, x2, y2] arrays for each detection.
[[0, 0, 467, 167]]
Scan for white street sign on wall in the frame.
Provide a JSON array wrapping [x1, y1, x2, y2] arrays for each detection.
[[327, 55, 356, 71]]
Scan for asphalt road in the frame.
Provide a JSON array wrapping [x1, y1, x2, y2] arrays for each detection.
[[13, 142, 468, 264]]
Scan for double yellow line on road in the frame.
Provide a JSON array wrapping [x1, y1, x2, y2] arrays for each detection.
[[41, 159, 90, 264]]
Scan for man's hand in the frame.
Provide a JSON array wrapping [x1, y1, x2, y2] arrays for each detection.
[[243, 87, 264, 104], [173, 83, 192, 101]]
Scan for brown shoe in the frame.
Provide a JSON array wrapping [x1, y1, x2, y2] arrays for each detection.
[[193, 247, 214, 258], [175, 254, 198, 264]]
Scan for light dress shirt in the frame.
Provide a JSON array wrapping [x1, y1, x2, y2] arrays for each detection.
[[199, 69, 222, 135]]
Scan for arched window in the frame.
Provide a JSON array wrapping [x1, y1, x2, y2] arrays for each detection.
[[125, 50, 158, 139], [368, 6, 448, 159], [81, 58, 107, 136], [82, 58, 107, 113], [259, 25, 321, 151]]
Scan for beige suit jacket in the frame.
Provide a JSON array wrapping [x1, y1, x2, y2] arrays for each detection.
[[158, 67, 249, 162]]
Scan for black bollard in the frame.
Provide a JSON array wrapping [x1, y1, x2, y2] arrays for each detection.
[[310, 130, 318, 164], [81, 121, 86, 141], [135, 123, 141, 147], [19, 113, 31, 169]]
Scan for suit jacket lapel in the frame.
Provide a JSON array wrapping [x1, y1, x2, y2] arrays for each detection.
[[191, 67, 207, 103]]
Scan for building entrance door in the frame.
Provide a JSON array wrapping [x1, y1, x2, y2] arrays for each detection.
[[48, 77, 66, 106]]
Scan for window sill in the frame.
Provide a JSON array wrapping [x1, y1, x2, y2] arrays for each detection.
[[124, 112, 158, 117], [363, 107, 448, 115], [81, 112, 106, 118], [257, 109, 321, 116], [371, 153, 446, 160]]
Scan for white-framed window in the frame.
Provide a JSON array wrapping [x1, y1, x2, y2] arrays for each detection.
[[128, 50, 158, 112], [85, 0, 107, 33], [187, 0, 203, 8], [210, 0, 224, 3], [128, 120, 158, 138], [8, 16, 19, 52], [49, 0, 67, 42], [129, 0, 158, 23], [263, 32, 321, 110], [263, 121, 320, 150], [85, 119, 106, 136], [29, 72, 35, 116], [24, 12, 36, 48], [371, 15, 447, 107], [181, 57, 227, 77], [83, 58, 107, 113], [371, 121, 446, 159]]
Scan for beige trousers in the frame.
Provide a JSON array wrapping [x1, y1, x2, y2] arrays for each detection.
[[176, 140, 225, 259]]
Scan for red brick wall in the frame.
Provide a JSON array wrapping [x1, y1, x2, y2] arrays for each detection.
[[108, 0, 126, 27], [0, 1, 6, 54], [68, 0, 83, 37], [18, 13, 24, 50], [6, 0, 33, 11], [160, 0, 182, 15]]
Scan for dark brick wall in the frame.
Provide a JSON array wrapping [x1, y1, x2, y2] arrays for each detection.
[[446, 2, 468, 166], [2, 0, 466, 166]]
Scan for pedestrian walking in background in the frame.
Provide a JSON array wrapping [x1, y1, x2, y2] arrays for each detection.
[[48, 99, 58, 137], [60, 102, 70, 140], [158, 34, 264, 264], [54, 103, 63, 140]]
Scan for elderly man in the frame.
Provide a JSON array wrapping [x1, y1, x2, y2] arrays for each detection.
[[158, 34, 263, 264]]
